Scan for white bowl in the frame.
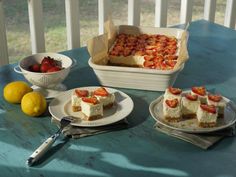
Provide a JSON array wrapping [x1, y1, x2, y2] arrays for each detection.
[[14, 53, 76, 89], [88, 58, 184, 91]]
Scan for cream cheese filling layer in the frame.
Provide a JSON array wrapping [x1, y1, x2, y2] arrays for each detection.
[[163, 101, 181, 118], [81, 101, 103, 117], [191, 91, 207, 103], [207, 99, 226, 114], [164, 89, 181, 101], [71, 94, 82, 107], [181, 97, 200, 115], [196, 107, 217, 123], [109, 55, 144, 67], [95, 93, 115, 107]]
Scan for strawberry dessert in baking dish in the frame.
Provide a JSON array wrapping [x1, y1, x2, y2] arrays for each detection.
[[108, 33, 178, 70]]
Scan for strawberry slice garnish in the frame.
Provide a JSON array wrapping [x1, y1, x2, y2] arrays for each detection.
[[145, 49, 153, 55], [165, 60, 177, 68], [165, 99, 178, 108], [123, 48, 131, 56], [185, 93, 198, 101], [143, 60, 154, 68], [93, 87, 109, 97], [82, 97, 98, 105], [192, 86, 206, 96], [168, 87, 182, 95], [165, 55, 178, 60], [208, 94, 222, 102], [154, 61, 161, 69], [160, 61, 168, 70], [200, 104, 217, 114], [75, 89, 89, 97], [110, 50, 119, 56], [144, 55, 154, 61]]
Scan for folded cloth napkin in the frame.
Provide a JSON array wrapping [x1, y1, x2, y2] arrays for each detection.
[[154, 122, 235, 149], [51, 117, 129, 139]]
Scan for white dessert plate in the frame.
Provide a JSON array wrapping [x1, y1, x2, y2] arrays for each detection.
[[149, 92, 236, 133], [49, 86, 134, 127]]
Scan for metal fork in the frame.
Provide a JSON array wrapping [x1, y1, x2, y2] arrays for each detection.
[[26, 116, 73, 166]]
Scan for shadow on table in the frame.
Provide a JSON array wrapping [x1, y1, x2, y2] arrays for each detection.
[[0, 165, 108, 177], [63, 66, 100, 89], [27, 93, 150, 167], [31, 137, 71, 167], [126, 94, 150, 128], [24, 135, 236, 177]]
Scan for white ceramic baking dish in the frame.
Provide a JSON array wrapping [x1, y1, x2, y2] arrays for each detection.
[[87, 25, 188, 91], [88, 59, 185, 91]]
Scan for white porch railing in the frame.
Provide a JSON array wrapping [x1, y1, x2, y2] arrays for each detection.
[[0, 0, 236, 66]]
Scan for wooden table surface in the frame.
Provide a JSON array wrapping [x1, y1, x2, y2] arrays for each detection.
[[1, 20, 236, 177]]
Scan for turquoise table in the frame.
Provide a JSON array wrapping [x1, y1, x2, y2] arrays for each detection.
[[1, 20, 236, 177]]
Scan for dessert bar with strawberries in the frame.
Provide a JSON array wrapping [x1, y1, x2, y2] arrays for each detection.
[[163, 98, 181, 122], [162, 86, 226, 127], [71, 87, 115, 121], [108, 33, 178, 70]]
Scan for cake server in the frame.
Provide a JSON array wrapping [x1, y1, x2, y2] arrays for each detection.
[[26, 116, 74, 166]]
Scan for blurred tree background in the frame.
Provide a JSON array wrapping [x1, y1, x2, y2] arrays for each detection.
[[3, 0, 227, 63]]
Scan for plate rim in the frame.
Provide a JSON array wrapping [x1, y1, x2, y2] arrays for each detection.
[[49, 86, 134, 127], [149, 91, 236, 133]]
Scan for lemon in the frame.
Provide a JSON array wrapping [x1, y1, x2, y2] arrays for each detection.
[[21, 92, 47, 117], [3, 81, 33, 103]]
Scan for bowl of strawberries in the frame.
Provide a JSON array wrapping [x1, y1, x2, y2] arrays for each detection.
[[14, 53, 76, 89]]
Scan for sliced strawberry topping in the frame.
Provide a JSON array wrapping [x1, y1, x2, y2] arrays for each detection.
[[208, 94, 222, 102], [145, 49, 153, 55], [167, 40, 177, 45], [168, 87, 182, 95], [135, 50, 146, 56], [160, 61, 168, 70], [165, 99, 178, 108], [143, 60, 154, 68], [165, 60, 177, 68], [144, 55, 154, 61], [200, 104, 217, 114], [154, 61, 161, 69], [82, 97, 98, 105], [75, 89, 89, 97], [93, 87, 109, 97], [123, 48, 131, 56], [192, 86, 206, 96], [185, 93, 198, 101], [165, 55, 178, 60]]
